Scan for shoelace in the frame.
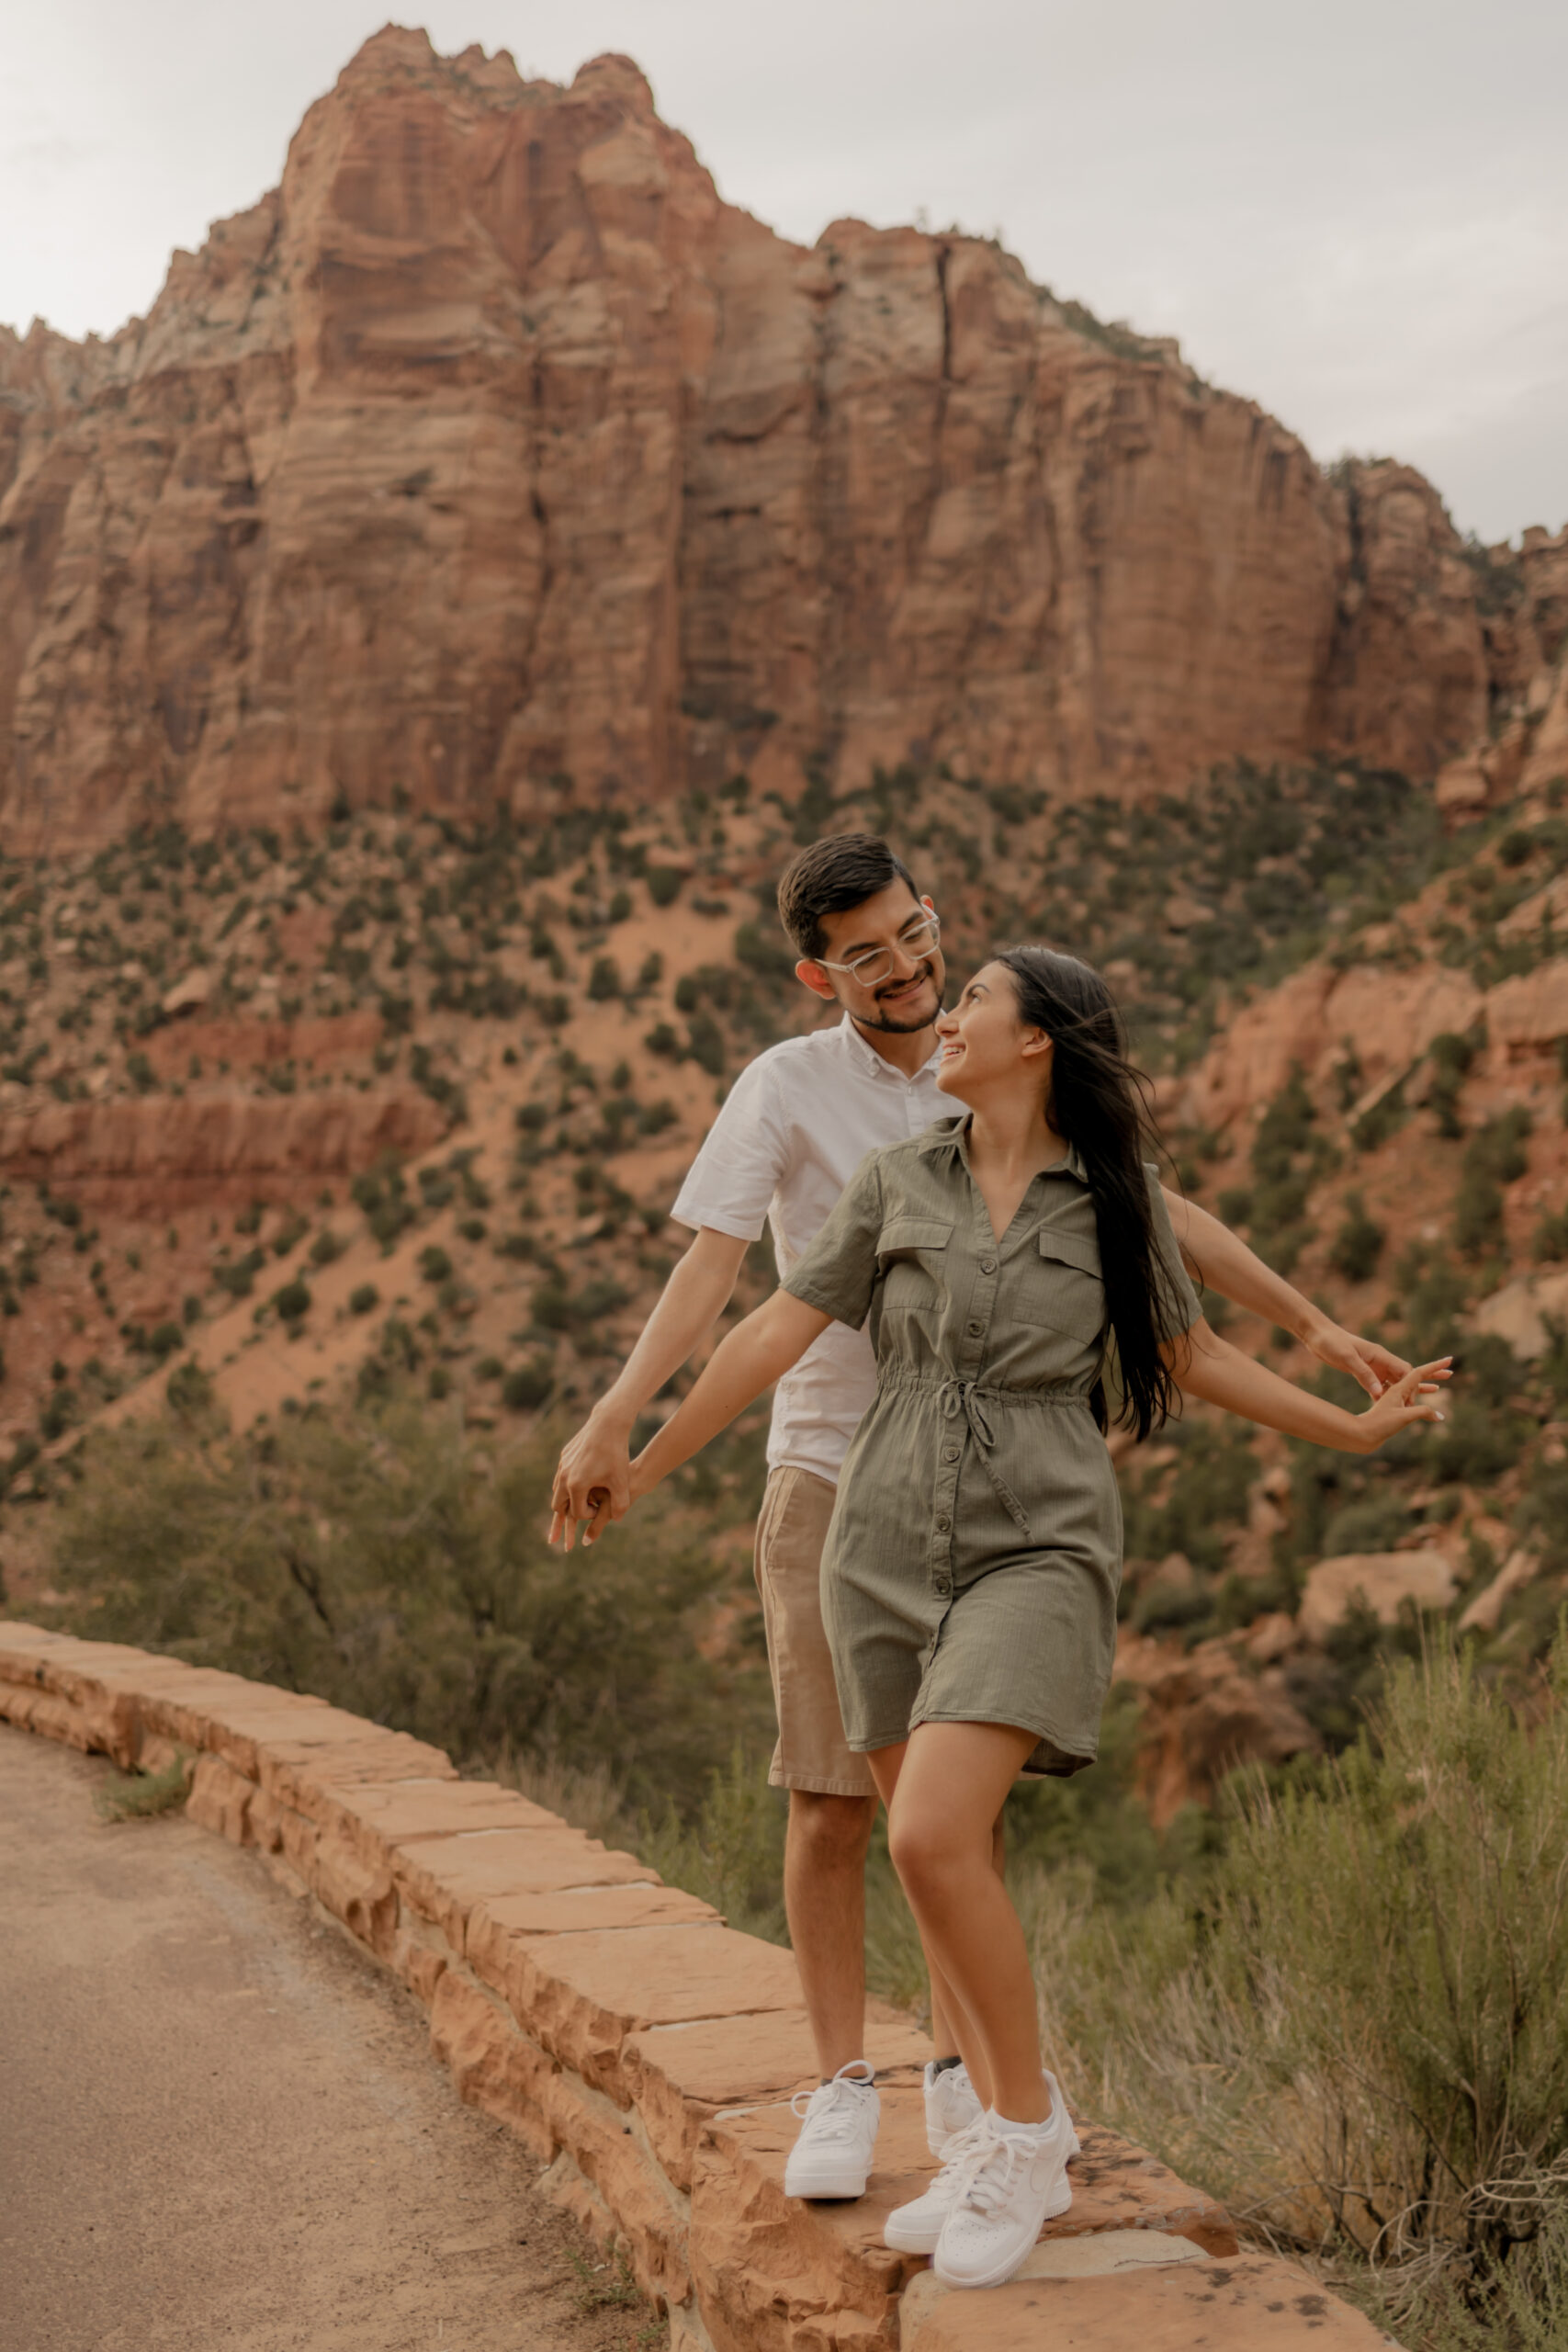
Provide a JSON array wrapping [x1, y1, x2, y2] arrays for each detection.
[[951, 2128, 1040, 2217], [927, 2114, 994, 2193], [790, 2076, 869, 2140]]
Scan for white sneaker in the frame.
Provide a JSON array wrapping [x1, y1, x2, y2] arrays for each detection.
[[932, 2099, 1075, 2290], [924, 2063, 1080, 2162], [1045, 2070, 1082, 2163], [886, 2113, 993, 2253], [784, 2063, 880, 2199], [924, 2060, 983, 2154]]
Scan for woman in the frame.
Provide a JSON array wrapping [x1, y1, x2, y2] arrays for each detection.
[[594, 948, 1450, 2290]]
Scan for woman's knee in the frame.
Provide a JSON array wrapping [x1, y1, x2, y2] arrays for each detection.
[[886, 1807, 966, 1895]]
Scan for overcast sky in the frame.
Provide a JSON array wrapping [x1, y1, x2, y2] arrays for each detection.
[[4, 1, 1563, 546]]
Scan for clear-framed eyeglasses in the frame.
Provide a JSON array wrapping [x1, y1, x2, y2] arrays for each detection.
[[814, 911, 942, 989]]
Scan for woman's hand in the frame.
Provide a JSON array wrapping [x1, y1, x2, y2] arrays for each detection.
[[547, 1290, 834, 1551], [1168, 1318, 1453, 1454], [1342, 1357, 1453, 1453]]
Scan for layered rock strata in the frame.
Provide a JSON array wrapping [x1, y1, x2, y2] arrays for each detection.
[[0, 1621, 1395, 2349], [0, 28, 1556, 851]]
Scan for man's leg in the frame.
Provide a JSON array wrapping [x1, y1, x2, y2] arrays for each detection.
[[785, 1789, 879, 2076], [754, 1467, 882, 2075]]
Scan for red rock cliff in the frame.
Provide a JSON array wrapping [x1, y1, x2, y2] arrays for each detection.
[[0, 28, 1551, 849]]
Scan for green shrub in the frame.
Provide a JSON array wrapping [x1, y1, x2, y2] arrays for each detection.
[[1328, 1193, 1385, 1283], [646, 866, 682, 908], [41, 1405, 769, 1820], [348, 1283, 379, 1316], [145, 1320, 184, 1360], [1532, 1206, 1568, 1262], [502, 1363, 553, 1411], [1032, 1635, 1568, 2304], [310, 1228, 344, 1267], [95, 1752, 193, 1822], [1427, 1028, 1478, 1137], [418, 1245, 452, 1284], [587, 956, 620, 1001], [273, 1279, 311, 1325]]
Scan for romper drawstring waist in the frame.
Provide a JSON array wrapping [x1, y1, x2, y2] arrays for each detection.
[[874, 1369, 1095, 1543]]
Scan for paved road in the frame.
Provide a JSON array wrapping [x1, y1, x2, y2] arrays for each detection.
[[0, 1724, 651, 2352]]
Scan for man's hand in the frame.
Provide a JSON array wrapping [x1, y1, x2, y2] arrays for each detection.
[[1297, 1309, 1410, 1400], [549, 1412, 634, 1550]]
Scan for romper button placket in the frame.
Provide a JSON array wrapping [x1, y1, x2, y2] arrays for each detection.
[[966, 1319, 983, 1336], [942, 1444, 960, 1463], [936, 1514, 951, 1532], [980, 1258, 997, 1275]]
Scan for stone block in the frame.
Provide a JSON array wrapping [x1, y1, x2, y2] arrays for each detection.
[[305, 1824, 399, 1957], [427, 1967, 558, 2161], [900, 2230, 1206, 2341], [260, 1727, 457, 1807], [900, 2246, 1393, 2349], [467, 1883, 720, 2002], [185, 1752, 256, 1844], [532, 2064, 693, 2309], [689, 2121, 908, 2352], [625, 2011, 931, 2192], [302, 1774, 554, 1865], [510, 1924, 804, 2100], [392, 1825, 660, 1948]]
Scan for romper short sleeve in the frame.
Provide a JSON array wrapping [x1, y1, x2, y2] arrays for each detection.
[[780, 1150, 886, 1330], [1145, 1164, 1202, 1341]]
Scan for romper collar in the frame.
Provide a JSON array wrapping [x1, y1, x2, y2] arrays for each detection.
[[916, 1114, 1089, 1185]]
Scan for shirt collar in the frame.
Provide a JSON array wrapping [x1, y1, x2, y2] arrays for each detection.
[[915, 1114, 1089, 1184], [836, 1012, 943, 1081]]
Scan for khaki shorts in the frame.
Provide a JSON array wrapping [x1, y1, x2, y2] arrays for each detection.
[[753, 1466, 878, 1798]]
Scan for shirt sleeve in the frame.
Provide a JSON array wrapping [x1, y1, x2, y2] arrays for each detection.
[[669, 1053, 789, 1241], [780, 1150, 886, 1329], [1145, 1164, 1202, 1340]]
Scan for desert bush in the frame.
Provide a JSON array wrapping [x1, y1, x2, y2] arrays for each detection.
[[1329, 1193, 1385, 1283], [1032, 1635, 1568, 2327], [39, 1403, 769, 1820]]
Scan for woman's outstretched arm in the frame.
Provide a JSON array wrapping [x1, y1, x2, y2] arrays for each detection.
[[549, 1290, 833, 1549], [1163, 1318, 1450, 1453]]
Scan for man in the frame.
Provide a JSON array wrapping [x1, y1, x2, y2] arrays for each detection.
[[551, 832, 1406, 2199]]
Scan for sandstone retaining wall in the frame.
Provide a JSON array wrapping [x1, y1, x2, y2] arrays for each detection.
[[0, 1623, 1395, 2350]]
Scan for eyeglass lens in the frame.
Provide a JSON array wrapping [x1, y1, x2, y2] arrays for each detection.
[[852, 918, 939, 980]]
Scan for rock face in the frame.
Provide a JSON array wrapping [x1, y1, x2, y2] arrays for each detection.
[[0, 28, 1553, 851]]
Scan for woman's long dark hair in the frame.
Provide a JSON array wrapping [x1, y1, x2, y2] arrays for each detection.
[[997, 946, 1180, 1442]]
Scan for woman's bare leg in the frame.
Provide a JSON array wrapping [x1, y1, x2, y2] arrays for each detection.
[[871, 1722, 1047, 2123], [924, 1815, 1006, 2109], [867, 1749, 1012, 2111]]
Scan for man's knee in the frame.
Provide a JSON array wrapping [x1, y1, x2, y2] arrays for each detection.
[[788, 1788, 878, 1868]]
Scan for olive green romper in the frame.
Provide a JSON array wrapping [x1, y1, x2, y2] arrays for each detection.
[[781, 1116, 1200, 1775]]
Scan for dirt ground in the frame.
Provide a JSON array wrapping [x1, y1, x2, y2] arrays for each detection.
[[0, 1724, 662, 2352]]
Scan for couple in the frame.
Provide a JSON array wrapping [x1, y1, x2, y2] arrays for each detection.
[[550, 833, 1447, 2290]]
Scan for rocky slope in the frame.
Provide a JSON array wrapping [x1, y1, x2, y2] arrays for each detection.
[[3, 28, 1565, 852], [2, 654, 1565, 1825]]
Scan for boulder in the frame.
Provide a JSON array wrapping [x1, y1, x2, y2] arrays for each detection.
[[1299, 1550, 1457, 1644]]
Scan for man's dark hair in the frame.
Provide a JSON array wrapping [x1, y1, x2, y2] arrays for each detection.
[[775, 833, 919, 960]]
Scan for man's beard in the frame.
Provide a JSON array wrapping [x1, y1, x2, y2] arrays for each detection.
[[853, 967, 942, 1035]]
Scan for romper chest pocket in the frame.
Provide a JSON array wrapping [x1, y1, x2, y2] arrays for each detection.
[[875, 1216, 953, 1313], [1015, 1226, 1106, 1345]]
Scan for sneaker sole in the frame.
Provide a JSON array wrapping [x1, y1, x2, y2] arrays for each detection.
[[784, 2161, 871, 2200], [931, 2177, 1073, 2290], [886, 2205, 948, 2255]]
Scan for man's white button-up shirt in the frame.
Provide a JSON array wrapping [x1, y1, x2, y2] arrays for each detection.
[[671, 1015, 947, 1485]]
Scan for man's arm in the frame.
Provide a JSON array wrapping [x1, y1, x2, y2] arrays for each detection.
[[1161, 1188, 1410, 1399], [550, 1226, 750, 1529]]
